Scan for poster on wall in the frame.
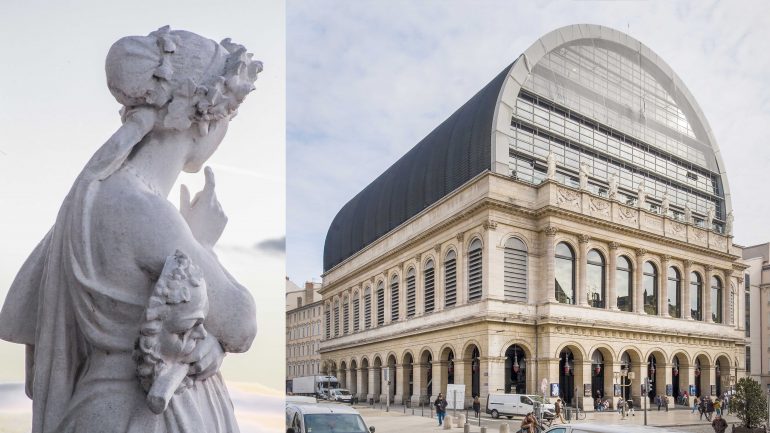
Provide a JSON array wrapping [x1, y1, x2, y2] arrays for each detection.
[[710, 385, 716, 396], [550, 383, 560, 398], [689, 385, 696, 395], [584, 384, 592, 397], [665, 384, 672, 396], [613, 384, 621, 397]]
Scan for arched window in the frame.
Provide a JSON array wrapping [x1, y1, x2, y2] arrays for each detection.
[[690, 272, 703, 321], [376, 282, 385, 326], [342, 295, 350, 335], [643, 262, 658, 315], [324, 303, 331, 339], [504, 237, 528, 302], [364, 287, 371, 329], [424, 260, 435, 313], [445, 250, 457, 307], [468, 239, 483, 301], [334, 299, 340, 336], [555, 242, 575, 304], [390, 274, 400, 321], [352, 292, 360, 333], [712, 276, 723, 323], [406, 268, 416, 317], [667, 267, 681, 318], [616, 256, 633, 312], [587, 249, 605, 308]]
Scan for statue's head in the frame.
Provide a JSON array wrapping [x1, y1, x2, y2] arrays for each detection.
[[105, 26, 262, 171], [135, 250, 209, 392]]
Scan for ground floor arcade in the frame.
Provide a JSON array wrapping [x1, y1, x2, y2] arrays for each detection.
[[320, 321, 744, 411]]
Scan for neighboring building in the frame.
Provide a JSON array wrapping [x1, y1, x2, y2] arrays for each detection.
[[318, 24, 747, 411], [286, 278, 323, 390], [742, 243, 770, 391]]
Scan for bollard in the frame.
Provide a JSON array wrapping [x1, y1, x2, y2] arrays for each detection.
[[480, 428, 486, 433], [443, 415, 453, 430], [456, 414, 466, 425], [463, 423, 470, 433], [499, 423, 509, 433], [403, 405, 406, 413]]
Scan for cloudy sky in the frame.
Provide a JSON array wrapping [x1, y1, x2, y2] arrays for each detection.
[[0, 0, 285, 393], [287, 0, 770, 283]]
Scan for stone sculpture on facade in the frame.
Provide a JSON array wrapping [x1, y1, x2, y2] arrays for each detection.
[[706, 205, 715, 230], [661, 193, 670, 216], [637, 180, 647, 209], [579, 162, 589, 190], [684, 205, 692, 224], [608, 174, 618, 200], [0, 26, 261, 433], [546, 151, 556, 180], [726, 211, 734, 235]]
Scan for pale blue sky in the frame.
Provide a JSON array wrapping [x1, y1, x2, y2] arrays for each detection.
[[287, 0, 770, 283], [0, 0, 285, 392]]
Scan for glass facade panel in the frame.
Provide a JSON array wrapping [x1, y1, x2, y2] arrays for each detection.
[[711, 276, 723, 323], [667, 267, 681, 318], [510, 42, 724, 226]]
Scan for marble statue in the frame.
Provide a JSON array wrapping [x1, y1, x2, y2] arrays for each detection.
[[661, 193, 670, 216], [637, 180, 647, 209], [0, 26, 261, 433], [684, 205, 692, 224], [546, 151, 556, 180], [726, 211, 734, 235], [706, 205, 715, 230], [579, 162, 589, 190], [608, 174, 618, 200]]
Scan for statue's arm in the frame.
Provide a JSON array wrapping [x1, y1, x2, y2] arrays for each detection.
[[127, 196, 256, 353]]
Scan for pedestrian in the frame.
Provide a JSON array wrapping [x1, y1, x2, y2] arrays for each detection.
[[434, 393, 447, 426], [472, 395, 481, 418], [664, 395, 669, 412], [711, 413, 728, 433], [616, 397, 624, 414], [555, 398, 566, 423], [520, 412, 538, 433], [692, 396, 699, 414], [714, 398, 722, 416], [656, 394, 661, 411]]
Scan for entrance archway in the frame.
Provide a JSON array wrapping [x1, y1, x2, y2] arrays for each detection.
[[402, 352, 414, 403], [619, 352, 633, 402], [373, 356, 383, 402], [559, 349, 575, 405], [387, 354, 397, 403], [591, 351, 604, 403], [466, 345, 480, 398], [447, 351, 455, 385], [505, 344, 527, 393], [420, 350, 433, 400], [646, 354, 657, 403], [350, 359, 358, 397], [694, 357, 703, 397], [671, 355, 680, 402], [360, 358, 369, 400]]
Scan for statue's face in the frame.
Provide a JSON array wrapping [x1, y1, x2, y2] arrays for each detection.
[[157, 288, 208, 361], [183, 118, 230, 173]]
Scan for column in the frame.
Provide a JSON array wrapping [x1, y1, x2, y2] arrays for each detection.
[[368, 366, 380, 402], [578, 235, 590, 306], [578, 360, 593, 411], [412, 362, 426, 405], [484, 356, 506, 402], [682, 261, 692, 319], [456, 232, 466, 306], [635, 249, 646, 314], [724, 269, 734, 325], [660, 255, 670, 317], [544, 226, 558, 303], [657, 362, 671, 407], [357, 367, 367, 401], [680, 362, 695, 406], [346, 367, 355, 395], [432, 360, 447, 400], [452, 359, 468, 408], [630, 360, 643, 407], [610, 361, 623, 409], [483, 220, 499, 300], [394, 364, 406, 404], [703, 364, 715, 396], [608, 242, 618, 310], [704, 266, 713, 323]]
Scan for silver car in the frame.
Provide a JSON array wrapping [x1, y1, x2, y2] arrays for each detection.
[[543, 425, 691, 433], [286, 402, 375, 433]]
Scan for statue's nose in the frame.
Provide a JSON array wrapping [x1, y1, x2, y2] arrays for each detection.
[[191, 323, 207, 340]]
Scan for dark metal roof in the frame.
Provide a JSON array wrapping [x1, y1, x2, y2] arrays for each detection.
[[323, 64, 512, 272]]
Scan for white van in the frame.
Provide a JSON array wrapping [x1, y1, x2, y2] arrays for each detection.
[[485, 393, 555, 419]]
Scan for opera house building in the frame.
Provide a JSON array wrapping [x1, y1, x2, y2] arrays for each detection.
[[318, 24, 745, 410]]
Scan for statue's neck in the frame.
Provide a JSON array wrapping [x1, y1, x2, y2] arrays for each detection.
[[123, 133, 188, 198]]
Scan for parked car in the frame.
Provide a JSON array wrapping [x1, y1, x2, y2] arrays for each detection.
[[486, 393, 555, 419], [330, 388, 353, 403], [286, 402, 375, 433], [543, 425, 690, 433]]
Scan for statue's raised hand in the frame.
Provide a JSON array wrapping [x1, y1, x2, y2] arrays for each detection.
[[180, 166, 228, 249]]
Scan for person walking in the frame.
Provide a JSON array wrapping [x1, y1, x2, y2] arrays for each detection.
[[655, 395, 661, 411], [664, 395, 669, 412], [520, 412, 538, 433], [714, 398, 722, 416], [434, 393, 448, 426], [692, 396, 699, 414], [472, 395, 481, 418], [711, 413, 728, 433], [555, 398, 566, 423]]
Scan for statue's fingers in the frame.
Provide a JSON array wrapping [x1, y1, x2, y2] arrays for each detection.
[[203, 166, 216, 194], [180, 184, 191, 214]]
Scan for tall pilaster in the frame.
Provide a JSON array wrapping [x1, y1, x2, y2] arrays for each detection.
[[544, 226, 558, 303]]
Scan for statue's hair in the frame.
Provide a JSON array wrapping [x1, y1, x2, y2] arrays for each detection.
[[134, 250, 206, 393]]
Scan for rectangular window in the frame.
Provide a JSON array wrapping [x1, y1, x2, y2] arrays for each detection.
[[353, 298, 360, 333], [746, 292, 751, 337], [746, 273, 751, 290], [324, 308, 330, 339], [364, 294, 371, 329], [504, 248, 528, 302], [334, 305, 339, 336], [406, 275, 416, 317], [377, 290, 385, 326], [342, 302, 349, 335], [424, 267, 435, 313], [746, 346, 751, 373], [468, 248, 483, 301], [445, 258, 457, 307], [390, 279, 399, 322]]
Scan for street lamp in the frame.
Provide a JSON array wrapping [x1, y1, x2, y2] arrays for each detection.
[[613, 370, 636, 419]]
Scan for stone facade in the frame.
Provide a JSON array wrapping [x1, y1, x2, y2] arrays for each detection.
[[742, 243, 770, 391], [286, 279, 323, 388]]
